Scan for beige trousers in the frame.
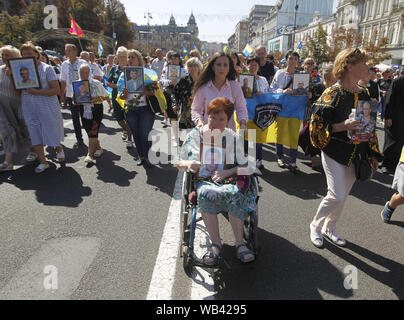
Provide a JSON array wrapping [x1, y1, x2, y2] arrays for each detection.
[[310, 151, 357, 234]]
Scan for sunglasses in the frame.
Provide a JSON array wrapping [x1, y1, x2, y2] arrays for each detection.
[[348, 48, 361, 59]]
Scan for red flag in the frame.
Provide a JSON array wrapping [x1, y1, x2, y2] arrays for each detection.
[[69, 18, 85, 37]]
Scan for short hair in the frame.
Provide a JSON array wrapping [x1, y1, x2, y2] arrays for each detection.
[[333, 48, 368, 80], [381, 68, 392, 75], [65, 44, 78, 52], [304, 58, 315, 65], [166, 50, 175, 60], [19, 66, 29, 72], [20, 42, 40, 59], [79, 64, 90, 73], [255, 46, 266, 54], [0, 45, 21, 59], [207, 97, 235, 123], [246, 56, 260, 65], [186, 57, 203, 72], [189, 49, 202, 60], [285, 50, 300, 60], [128, 49, 144, 67], [116, 46, 128, 57]]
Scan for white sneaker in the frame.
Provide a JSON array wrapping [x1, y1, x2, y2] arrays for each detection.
[[310, 229, 324, 248], [84, 155, 94, 163], [122, 132, 128, 141], [256, 160, 263, 169], [322, 230, 346, 247], [35, 163, 49, 173], [94, 149, 104, 158]]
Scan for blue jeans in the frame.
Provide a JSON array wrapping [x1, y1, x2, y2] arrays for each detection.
[[125, 106, 155, 159], [276, 144, 297, 164]]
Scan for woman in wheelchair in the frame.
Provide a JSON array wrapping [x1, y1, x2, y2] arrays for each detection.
[[176, 97, 257, 265]]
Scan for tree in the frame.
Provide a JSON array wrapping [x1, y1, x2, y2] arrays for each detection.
[[303, 24, 329, 65], [0, 11, 31, 47], [23, 2, 47, 34]]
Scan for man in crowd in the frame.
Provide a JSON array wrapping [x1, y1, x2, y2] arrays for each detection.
[[80, 51, 103, 82], [60, 44, 92, 148], [256, 46, 275, 85], [151, 48, 166, 79], [381, 73, 404, 175]]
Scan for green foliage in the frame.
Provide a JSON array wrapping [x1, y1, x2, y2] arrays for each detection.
[[303, 24, 329, 65], [0, 11, 31, 48]]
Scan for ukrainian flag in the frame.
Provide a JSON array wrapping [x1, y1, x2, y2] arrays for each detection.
[[201, 43, 206, 56], [223, 46, 228, 54], [182, 47, 189, 61], [243, 44, 254, 57], [242, 93, 308, 148]]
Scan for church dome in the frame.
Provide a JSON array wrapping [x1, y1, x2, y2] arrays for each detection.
[[188, 12, 196, 25]]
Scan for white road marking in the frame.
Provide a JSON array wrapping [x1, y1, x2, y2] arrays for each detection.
[[146, 172, 183, 300], [190, 220, 216, 300], [0, 237, 101, 300]]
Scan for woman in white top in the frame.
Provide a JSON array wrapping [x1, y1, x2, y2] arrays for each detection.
[[246, 56, 271, 169]]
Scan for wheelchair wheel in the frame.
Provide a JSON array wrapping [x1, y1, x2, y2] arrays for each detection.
[[244, 209, 259, 254], [182, 246, 193, 274]]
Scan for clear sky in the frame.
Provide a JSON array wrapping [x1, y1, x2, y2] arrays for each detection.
[[121, 0, 338, 43]]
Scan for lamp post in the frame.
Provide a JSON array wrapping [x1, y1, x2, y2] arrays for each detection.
[[292, 0, 299, 50]]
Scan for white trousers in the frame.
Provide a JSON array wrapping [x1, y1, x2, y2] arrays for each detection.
[[310, 151, 357, 233]]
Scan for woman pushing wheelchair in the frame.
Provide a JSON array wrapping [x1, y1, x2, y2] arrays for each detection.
[[176, 97, 257, 266]]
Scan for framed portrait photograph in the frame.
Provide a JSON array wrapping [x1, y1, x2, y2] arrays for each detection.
[[8, 57, 41, 90], [292, 73, 310, 96], [239, 74, 254, 98], [198, 145, 226, 179], [72, 80, 92, 104], [350, 100, 377, 143], [124, 67, 144, 94], [167, 65, 181, 82]]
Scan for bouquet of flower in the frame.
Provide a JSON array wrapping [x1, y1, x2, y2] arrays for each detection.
[[124, 81, 160, 112]]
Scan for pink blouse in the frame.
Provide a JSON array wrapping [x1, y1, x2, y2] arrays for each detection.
[[191, 80, 248, 131]]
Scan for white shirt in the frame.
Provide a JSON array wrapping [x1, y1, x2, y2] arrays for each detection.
[[151, 57, 166, 78], [60, 58, 92, 98], [90, 62, 103, 79], [256, 75, 271, 94]]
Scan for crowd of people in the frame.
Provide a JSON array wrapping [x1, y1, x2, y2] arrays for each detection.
[[0, 41, 403, 264]]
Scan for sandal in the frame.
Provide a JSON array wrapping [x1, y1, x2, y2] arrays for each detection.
[[202, 243, 222, 267], [26, 152, 38, 162], [277, 158, 287, 168], [236, 244, 255, 263], [0, 161, 13, 171], [35, 163, 49, 173]]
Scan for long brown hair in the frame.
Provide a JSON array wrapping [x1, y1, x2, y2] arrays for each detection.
[[193, 52, 236, 93]]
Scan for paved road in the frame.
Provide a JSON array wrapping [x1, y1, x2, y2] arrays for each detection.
[[0, 105, 403, 300]]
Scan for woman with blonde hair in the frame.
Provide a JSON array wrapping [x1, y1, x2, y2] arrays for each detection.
[[172, 57, 203, 130], [19, 42, 65, 173], [107, 46, 133, 148], [0, 45, 32, 171], [309, 48, 383, 248]]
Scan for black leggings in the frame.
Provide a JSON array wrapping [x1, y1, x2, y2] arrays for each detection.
[[81, 104, 103, 138]]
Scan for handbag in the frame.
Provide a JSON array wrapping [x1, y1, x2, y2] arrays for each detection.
[[353, 153, 373, 182]]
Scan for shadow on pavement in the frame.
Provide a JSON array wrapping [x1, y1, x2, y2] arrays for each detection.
[[0, 163, 91, 208], [212, 230, 352, 300], [92, 150, 137, 187], [259, 167, 327, 200], [326, 241, 404, 300]]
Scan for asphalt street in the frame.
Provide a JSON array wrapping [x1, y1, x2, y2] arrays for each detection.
[[0, 104, 403, 300]]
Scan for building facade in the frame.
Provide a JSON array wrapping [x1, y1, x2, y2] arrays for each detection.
[[131, 13, 200, 55], [234, 19, 249, 52], [248, 0, 334, 52]]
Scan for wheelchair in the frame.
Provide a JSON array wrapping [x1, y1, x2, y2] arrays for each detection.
[[179, 171, 260, 272]]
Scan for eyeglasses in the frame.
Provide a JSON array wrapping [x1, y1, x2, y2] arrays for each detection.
[[348, 48, 361, 59]]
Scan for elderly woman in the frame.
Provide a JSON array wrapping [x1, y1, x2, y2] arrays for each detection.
[[19, 42, 65, 173], [309, 48, 383, 248], [0, 45, 31, 171], [177, 97, 257, 265], [172, 57, 203, 132], [75, 64, 109, 163], [191, 52, 248, 132], [107, 46, 133, 149]]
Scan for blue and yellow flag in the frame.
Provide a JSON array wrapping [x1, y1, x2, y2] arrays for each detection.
[[243, 93, 308, 148], [201, 43, 206, 56], [182, 47, 189, 61], [243, 44, 254, 57]]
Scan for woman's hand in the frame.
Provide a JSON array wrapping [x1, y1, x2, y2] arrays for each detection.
[[211, 169, 231, 183], [239, 120, 247, 131], [256, 91, 263, 95], [283, 88, 293, 95], [169, 80, 177, 86], [4, 66, 12, 77], [344, 118, 360, 131], [121, 88, 128, 100], [308, 92, 313, 99], [27, 88, 39, 95], [187, 160, 201, 173]]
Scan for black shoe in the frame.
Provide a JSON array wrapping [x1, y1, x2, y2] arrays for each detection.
[[143, 159, 154, 169], [73, 141, 84, 149]]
